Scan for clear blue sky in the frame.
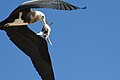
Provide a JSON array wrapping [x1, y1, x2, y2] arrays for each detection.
[[0, 0, 120, 80]]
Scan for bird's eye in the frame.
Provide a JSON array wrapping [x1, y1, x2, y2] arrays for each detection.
[[42, 16, 44, 18]]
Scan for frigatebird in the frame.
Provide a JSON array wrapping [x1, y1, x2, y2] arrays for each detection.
[[0, 0, 86, 30], [0, 0, 86, 80]]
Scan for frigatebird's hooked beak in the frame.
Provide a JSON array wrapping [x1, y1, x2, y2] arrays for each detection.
[[40, 16, 46, 25]]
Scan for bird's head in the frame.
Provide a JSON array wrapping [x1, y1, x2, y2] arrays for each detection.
[[35, 11, 46, 25]]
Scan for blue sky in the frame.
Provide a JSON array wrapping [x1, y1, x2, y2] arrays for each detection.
[[0, 0, 120, 80]]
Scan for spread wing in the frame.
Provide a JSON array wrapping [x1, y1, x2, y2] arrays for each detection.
[[0, 0, 85, 27], [20, 0, 81, 10], [10, 0, 82, 17], [3, 26, 55, 80]]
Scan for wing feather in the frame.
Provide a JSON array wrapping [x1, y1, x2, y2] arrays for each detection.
[[18, 0, 80, 11], [3, 26, 55, 80]]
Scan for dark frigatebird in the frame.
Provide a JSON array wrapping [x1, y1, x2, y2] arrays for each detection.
[[0, 0, 86, 80], [0, 0, 86, 30]]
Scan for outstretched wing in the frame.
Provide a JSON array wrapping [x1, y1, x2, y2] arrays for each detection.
[[21, 0, 80, 10], [3, 26, 55, 80], [1, 0, 85, 27], [10, 0, 82, 17], [10, 0, 83, 17]]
